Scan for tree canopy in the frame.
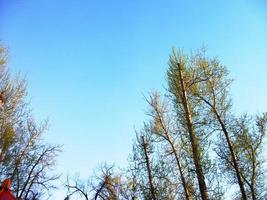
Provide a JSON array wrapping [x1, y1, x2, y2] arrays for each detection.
[[64, 48, 267, 200], [1, 44, 266, 200]]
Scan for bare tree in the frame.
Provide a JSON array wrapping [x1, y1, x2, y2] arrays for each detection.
[[65, 164, 133, 200], [65, 175, 90, 200]]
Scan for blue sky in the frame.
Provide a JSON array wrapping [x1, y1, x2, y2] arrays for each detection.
[[1, 0, 267, 198]]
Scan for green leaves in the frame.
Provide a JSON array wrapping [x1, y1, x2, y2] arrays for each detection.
[[1, 124, 15, 154]]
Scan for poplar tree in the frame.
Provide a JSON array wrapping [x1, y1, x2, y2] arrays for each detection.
[[182, 49, 247, 199], [174, 48, 266, 199], [167, 50, 210, 200], [145, 92, 195, 199]]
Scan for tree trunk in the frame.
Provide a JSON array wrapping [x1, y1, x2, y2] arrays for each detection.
[[213, 110, 247, 200], [141, 136, 157, 200], [177, 63, 209, 200], [250, 150, 256, 200], [169, 141, 191, 200], [152, 100, 191, 200]]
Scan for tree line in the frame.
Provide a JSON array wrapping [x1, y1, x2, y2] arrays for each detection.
[[65, 49, 266, 200], [0, 44, 266, 199]]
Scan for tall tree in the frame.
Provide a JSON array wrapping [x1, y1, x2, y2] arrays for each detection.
[[140, 135, 157, 200], [182, 49, 248, 199], [131, 131, 158, 200], [130, 126, 179, 200], [216, 114, 267, 199], [145, 92, 195, 199], [167, 49, 210, 200], [235, 114, 267, 199], [64, 47, 266, 200]]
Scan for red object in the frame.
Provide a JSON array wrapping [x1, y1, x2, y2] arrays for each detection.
[[0, 191, 16, 200], [0, 179, 16, 200]]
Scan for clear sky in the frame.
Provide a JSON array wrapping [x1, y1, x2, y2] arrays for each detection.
[[1, 0, 267, 199]]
